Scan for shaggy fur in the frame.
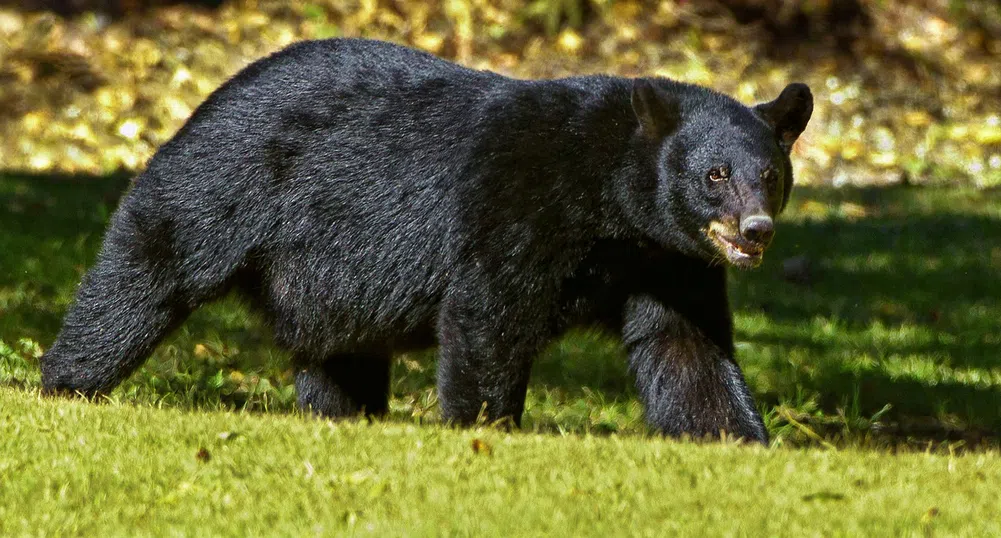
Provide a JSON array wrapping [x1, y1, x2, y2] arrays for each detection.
[[40, 38, 812, 443]]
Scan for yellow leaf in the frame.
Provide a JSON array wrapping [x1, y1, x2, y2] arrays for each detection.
[[558, 29, 584, 55], [414, 33, 444, 54], [870, 152, 897, 168], [903, 111, 932, 128], [117, 119, 144, 140], [974, 125, 1001, 145], [839, 202, 867, 219]]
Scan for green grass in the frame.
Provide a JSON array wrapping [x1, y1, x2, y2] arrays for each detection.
[[3, 387, 1000, 536], [3, 173, 1001, 533]]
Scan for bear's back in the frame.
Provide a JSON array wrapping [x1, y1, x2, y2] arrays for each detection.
[[121, 39, 639, 355]]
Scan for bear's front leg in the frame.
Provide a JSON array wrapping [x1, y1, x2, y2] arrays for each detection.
[[435, 287, 547, 428], [622, 283, 768, 444]]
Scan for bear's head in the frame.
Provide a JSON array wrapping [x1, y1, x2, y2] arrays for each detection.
[[624, 79, 813, 268]]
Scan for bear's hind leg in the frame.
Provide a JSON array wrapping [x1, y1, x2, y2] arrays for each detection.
[[41, 212, 194, 396], [435, 292, 545, 428], [294, 353, 392, 418]]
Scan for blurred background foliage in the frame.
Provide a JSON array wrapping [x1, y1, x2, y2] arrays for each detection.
[[1, 0, 1000, 187]]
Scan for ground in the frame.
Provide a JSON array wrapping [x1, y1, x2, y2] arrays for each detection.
[[3, 387, 1000, 536]]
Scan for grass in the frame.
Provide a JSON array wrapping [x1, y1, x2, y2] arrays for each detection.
[[2, 172, 1001, 532], [3, 387, 1001, 536]]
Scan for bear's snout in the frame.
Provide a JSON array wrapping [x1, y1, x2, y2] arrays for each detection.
[[738, 214, 774, 246]]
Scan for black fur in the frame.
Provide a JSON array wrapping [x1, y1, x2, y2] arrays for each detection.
[[40, 38, 812, 443]]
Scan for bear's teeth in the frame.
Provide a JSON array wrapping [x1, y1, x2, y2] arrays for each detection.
[[730, 242, 761, 257]]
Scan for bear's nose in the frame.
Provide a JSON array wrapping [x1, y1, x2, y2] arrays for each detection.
[[739, 215, 774, 245]]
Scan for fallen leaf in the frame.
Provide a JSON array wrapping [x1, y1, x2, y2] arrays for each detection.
[[471, 438, 492, 455]]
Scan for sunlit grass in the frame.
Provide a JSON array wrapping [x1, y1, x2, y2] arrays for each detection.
[[2, 387, 1001, 537]]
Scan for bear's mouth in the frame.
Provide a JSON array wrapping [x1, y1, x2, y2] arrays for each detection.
[[706, 221, 765, 268]]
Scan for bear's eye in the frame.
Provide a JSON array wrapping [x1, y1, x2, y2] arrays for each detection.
[[708, 167, 729, 182]]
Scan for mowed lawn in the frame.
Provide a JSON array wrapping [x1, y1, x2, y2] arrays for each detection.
[[2, 172, 1001, 534], [3, 387, 1000, 536]]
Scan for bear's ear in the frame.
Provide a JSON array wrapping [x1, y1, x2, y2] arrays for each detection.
[[755, 83, 813, 153], [631, 79, 680, 140]]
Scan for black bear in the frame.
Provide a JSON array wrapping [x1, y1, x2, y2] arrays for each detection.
[[40, 38, 812, 443]]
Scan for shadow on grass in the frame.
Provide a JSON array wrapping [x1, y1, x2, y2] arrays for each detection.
[[730, 186, 1001, 446], [0, 171, 131, 338], [2, 174, 999, 446]]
